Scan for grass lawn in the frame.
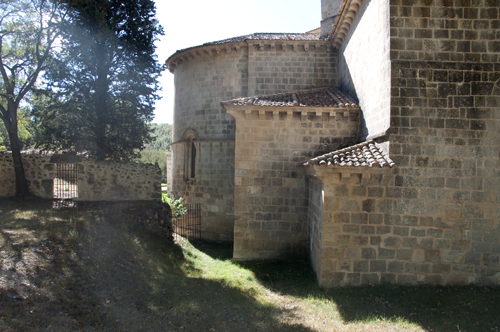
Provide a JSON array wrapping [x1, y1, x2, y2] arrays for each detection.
[[0, 198, 499, 331]]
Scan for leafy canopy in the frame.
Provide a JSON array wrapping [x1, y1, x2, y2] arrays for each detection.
[[0, 0, 64, 197], [35, 0, 164, 161]]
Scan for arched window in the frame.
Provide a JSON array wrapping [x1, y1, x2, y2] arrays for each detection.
[[182, 129, 198, 183]]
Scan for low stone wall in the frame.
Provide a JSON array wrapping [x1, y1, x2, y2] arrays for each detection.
[[0, 152, 161, 201], [0, 153, 54, 198]]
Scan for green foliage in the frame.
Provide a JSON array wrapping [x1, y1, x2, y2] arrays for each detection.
[[161, 193, 187, 219], [0, 107, 37, 151], [34, 0, 164, 161], [139, 149, 168, 177], [134, 123, 172, 177], [148, 123, 172, 152], [0, 0, 64, 196]]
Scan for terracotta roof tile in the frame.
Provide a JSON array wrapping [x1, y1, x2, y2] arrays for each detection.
[[221, 87, 358, 108], [304, 140, 395, 168], [168, 33, 325, 62], [204, 33, 324, 46]]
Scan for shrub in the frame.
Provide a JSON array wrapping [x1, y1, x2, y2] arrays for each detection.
[[162, 192, 187, 220]]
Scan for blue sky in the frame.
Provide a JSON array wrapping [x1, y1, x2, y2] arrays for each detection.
[[153, 0, 321, 124]]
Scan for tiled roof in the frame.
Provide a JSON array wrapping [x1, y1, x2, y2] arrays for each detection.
[[168, 33, 325, 62], [221, 87, 359, 108], [204, 33, 324, 46], [303, 140, 395, 168]]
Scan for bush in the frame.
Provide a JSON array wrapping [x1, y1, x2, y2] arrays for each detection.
[[162, 192, 187, 220]]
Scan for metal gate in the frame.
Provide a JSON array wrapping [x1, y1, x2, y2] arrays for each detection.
[[173, 203, 201, 239], [53, 163, 78, 199]]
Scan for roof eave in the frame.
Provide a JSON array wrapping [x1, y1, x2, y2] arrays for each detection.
[[329, 0, 364, 48], [166, 35, 330, 73]]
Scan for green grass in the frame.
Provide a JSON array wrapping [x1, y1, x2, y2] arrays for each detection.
[[0, 198, 499, 331]]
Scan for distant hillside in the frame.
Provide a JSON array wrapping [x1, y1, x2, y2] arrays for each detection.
[[138, 123, 172, 179], [148, 123, 172, 152]]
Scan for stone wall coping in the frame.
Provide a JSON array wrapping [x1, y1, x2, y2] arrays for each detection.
[[0, 151, 159, 167], [171, 139, 235, 145]]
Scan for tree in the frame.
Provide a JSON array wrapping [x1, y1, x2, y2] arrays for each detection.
[[0, 107, 37, 151], [35, 0, 164, 161], [0, 0, 63, 197]]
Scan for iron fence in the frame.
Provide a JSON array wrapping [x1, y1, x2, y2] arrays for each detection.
[[172, 203, 201, 239], [53, 163, 78, 199]]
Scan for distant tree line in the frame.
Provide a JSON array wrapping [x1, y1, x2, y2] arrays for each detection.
[[138, 123, 172, 179]]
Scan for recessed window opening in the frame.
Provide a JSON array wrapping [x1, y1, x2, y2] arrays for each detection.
[[183, 129, 198, 183], [190, 141, 196, 179]]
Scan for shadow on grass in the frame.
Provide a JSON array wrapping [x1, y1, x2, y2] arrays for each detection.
[[189, 239, 233, 260], [0, 198, 313, 332], [234, 258, 500, 332]]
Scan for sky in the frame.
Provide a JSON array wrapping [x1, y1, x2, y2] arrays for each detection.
[[152, 0, 321, 124]]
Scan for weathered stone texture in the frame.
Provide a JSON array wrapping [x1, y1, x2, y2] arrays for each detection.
[[171, 141, 235, 241], [171, 40, 337, 242], [338, 0, 391, 140], [247, 42, 338, 97], [322, 0, 342, 20], [309, 176, 325, 282], [228, 108, 359, 260], [166, 154, 172, 195], [0, 153, 161, 200], [387, 0, 499, 286], [0, 153, 54, 198], [305, 0, 500, 287], [76, 160, 160, 201]]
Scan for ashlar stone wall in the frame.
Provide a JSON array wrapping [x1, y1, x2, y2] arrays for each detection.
[[171, 140, 236, 241], [226, 106, 359, 260], [306, 166, 397, 287], [247, 41, 338, 97], [169, 38, 338, 242], [337, 0, 391, 140], [312, 0, 500, 287], [0, 153, 161, 201], [388, 0, 500, 285], [308, 176, 325, 281]]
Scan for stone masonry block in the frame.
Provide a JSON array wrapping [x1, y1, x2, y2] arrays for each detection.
[[370, 260, 387, 272], [405, 263, 430, 274], [412, 249, 425, 262], [362, 247, 376, 259], [361, 273, 380, 285], [378, 248, 396, 259], [344, 247, 360, 259], [353, 260, 369, 273]]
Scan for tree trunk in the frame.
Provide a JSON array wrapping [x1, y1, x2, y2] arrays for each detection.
[[94, 40, 110, 161], [6, 102, 30, 198]]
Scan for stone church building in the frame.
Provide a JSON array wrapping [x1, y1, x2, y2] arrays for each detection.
[[166, 0, 500, 287]]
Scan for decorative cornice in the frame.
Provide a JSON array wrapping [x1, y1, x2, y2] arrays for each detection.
[[166, 39, 332, 73], [329, 0, 363, 48]]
